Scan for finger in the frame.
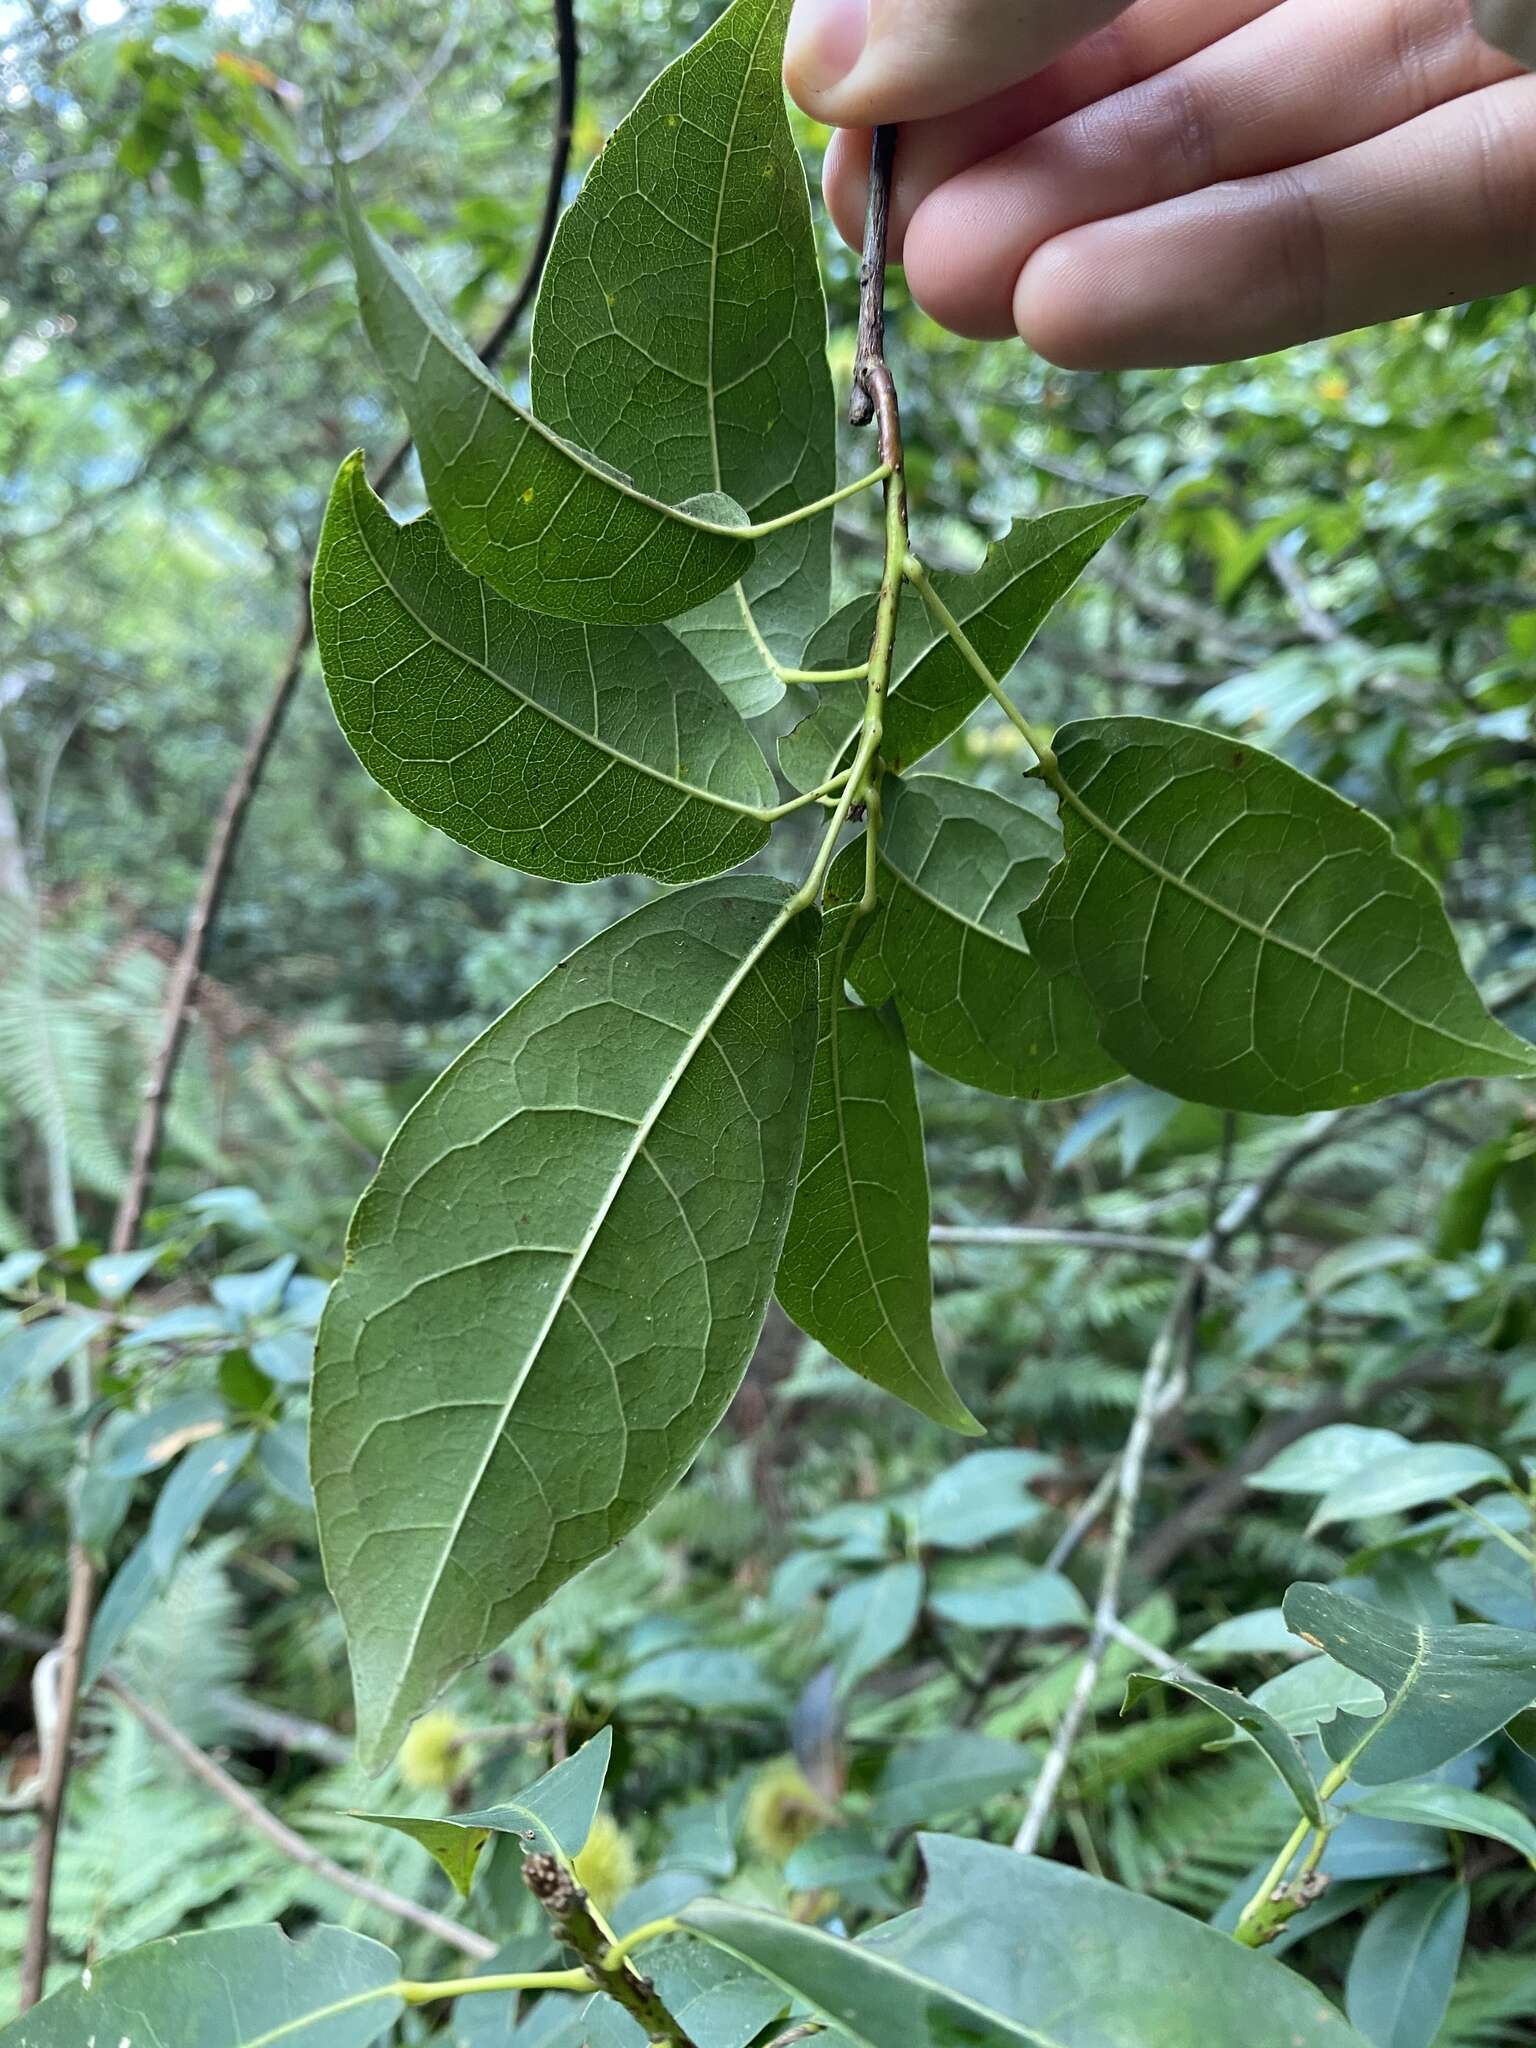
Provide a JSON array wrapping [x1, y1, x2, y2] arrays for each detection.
[[785, 0, 1132, 128], [1010, 72, 1536, 367], [904, 0, 1520, 337], [821, 0, 1279, 251]]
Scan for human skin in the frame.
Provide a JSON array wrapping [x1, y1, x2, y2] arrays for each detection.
[[783, 0, 1536, 368]]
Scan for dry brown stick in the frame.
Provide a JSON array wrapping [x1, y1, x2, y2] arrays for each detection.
[[17, 7, 580, 2007], [101, 1673, 495, 1961], [849, 124, 897, 431]]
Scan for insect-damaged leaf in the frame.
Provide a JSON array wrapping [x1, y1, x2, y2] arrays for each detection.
[[831, 775, 1119, 1101], [532, 0, 835, 717], [333, 162, 753, 625], [780, 498, 1139, 792], [777, 904, 979, 1435], [312, 878, 818, 1768], [313, 456, 774, 884], [1283, 1582, 1536, 1783], [1024, 718, 1536, 1113]]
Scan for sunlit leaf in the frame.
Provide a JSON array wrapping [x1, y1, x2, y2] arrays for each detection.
[[313, 878, 818, 1767], [1024, 718, 1536, 1112], [531, 0, 834, 715], [314, 456, 773, 884]]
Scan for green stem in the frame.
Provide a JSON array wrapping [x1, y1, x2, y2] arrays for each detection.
[[757, 768, 854, 824], [860, 762, 883, 915], [603, 1915, 682, 1970], [775, 661, 870, 686], [903, 557, 1058, 776], [398, 1969, 590, 2006], [742, 465, 889, 538], [1451, 1494, 1536, 1563], [1233, 1756, 1352, 1947]]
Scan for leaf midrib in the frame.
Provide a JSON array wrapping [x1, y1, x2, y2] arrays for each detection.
[[382, 897, 799, 1733], [245, 1983, 396, 2048], [348, 480, 767, 823], [1053, 753, 1527, 1068]]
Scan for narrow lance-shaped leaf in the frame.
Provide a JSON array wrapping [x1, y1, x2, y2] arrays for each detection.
[[1284, 1582, 1536, 1783], [333, 160, 753, 625], [312, 878, 819, 1768], [777, 902, 979, 1434], [1123, 1671, 1324, 1825], [1345, 1881, 1468, 2048], [0, 1925, 402, 2048], [1024, 718, 1536, 1113], [532, 0, 835, 717], [355, 1726, 612, 1897], [1348, 1782, 1536, 1869], [313, 457, 774, 884], [831, 776, 1120, 1101], [780, 498, 1140, 792]]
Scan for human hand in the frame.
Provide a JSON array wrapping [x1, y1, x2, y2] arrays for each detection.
[[783, 0, 1536, 367]]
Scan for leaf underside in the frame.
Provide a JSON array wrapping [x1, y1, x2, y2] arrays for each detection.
[[312, 878, 818, 1767], [313, 455, 773, 884], [335, 163, 752, 625], [532, 0, 834, 715], [777, 903, 979, 1434], [1025, 717, 1535, 1114], [836, 774, 1120, 1101], [780, 497, 1139, 792]]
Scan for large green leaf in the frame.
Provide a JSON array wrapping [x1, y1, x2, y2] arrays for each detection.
[[582, 1936, 787, 2048], [1123, 1671, 1324, 1825], [1023, 718, 1536, 1113], [779, 499, 1139, 792], [777, 904, 978, 1433], [870, 1733, 1039, 1829], [354, 1726, 612, 1896], [1307, 1442, 1511, 1532], [312, 878, 819, 1767], [683, 1836, 1369, 2045], [531, 0, 834, 716], [1348, 1782, 1536, 1868], [313, 456, 773, 884], [1284, 1583, 1536, 1782], [1344, 1881, 1467, 2048], [334, 164, 752, 625], [830, 776, 1120, 1100], [0, 1925, 402, 2047]]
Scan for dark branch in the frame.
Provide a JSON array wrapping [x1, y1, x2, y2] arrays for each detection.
[[523, 1854, 696, 2046], [850, 124, 896, 432]]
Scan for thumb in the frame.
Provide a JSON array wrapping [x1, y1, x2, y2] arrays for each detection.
[[784, 0, 1134, 127]]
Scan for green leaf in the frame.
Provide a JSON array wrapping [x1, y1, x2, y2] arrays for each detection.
[[0, 1924, 401, 2047], [870, 1733, 1038, 1829], [1123, 1671, 1324, 1825], [916, 1448, 1053, 1549], [1248, 1425, 1411, 1496], [531, 0, 834, 716], [581, 1936, 787, 2048], [927, 1558, 1088, 1633], [829, 775, 1120, 1101], [355, 1726, 612, 1897], [780, 499, 1140, 792], [313, 877, 818, 1768], [1345, 1881, 1468, 2048], [85, 1243, 161, 1300], [333, 163, 753, 625], [777, 904, 978, 1433], [1308, 1443, 1511, 1532], [313, 455, 773, 884], [146, 1429, 252, 1579], [101, 1391, 228, 1476], [82, 1531, 161, 1688], [1348, 1782, 1536, 1868], [783, 1826, 893, 1891], [0, 1313, 99, 1394], [683, 1835, 1371, 2046], [823, 1560, 925, 1691], [1245, 1656, 1385, 1738], [1283, 1583, 1536, 1782], [616, 1646, 781, 1711], [1023, 718, 1536, 1113], [1185, 1607, 1300, 1660]]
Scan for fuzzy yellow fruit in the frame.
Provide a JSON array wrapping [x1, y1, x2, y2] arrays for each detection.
[[573, 1811, 638, 1916], [396, 1710, 464, 1791], [744, 1758, 827, 1863]]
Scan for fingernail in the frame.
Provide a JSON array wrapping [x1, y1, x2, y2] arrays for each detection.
[[785, 0, 869, 101]]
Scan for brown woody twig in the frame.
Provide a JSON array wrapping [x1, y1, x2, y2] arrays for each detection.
[[523, 1853, 695, 2045]]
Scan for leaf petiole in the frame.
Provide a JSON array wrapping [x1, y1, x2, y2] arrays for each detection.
[[774, 661, 870, 686], [398, 1968, 591, 2005], [603, 1915, 683, 1970], [757, 768, 855, 823], [903, 556, 1058, 777], [742, 464, 890, 538]]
